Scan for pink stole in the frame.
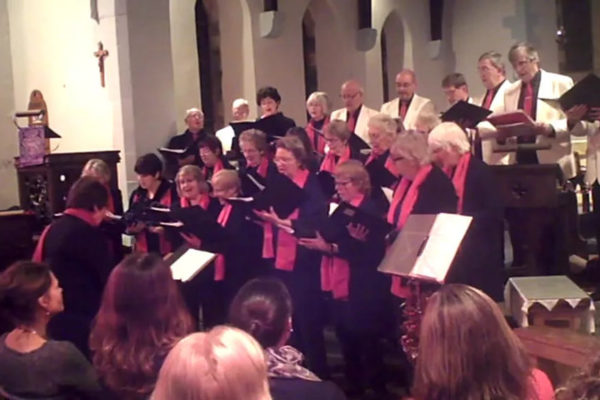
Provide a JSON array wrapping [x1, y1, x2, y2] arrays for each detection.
[[180, 193, 210, 210], [274, 169, 310, 271], [320, 145, 350, 173], [214, 203, 233, 281], [256, 157, 269, 178], [32, 208, 99, 262], [203, 159, 224, 179], [386, 165, 433, 297], [320, 195, 364, 299], [443, 153, 471, 214]]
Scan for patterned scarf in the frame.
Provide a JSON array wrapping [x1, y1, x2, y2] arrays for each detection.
[[266, 346, 320, 381]]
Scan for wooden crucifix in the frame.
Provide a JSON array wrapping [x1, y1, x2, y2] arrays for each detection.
[[94, 41, 109, 87]]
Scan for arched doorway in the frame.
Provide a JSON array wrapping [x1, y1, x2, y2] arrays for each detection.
[[195, 0, 224, 132], [380, 12, 404, 103], [302, 9, 318, 107]]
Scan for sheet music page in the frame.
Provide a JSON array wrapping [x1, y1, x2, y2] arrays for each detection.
[[412, 213, 472, 282], [170, 249, 216, 282]]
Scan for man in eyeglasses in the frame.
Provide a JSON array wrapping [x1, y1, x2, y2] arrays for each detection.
[[330, 80, 378, 146]]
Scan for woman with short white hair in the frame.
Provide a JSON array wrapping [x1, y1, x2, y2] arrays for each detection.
[[427, 122, 505, 301], [305, 91, 331, 155], [152, 326, 272, 400], [365, 113, 401, 193]]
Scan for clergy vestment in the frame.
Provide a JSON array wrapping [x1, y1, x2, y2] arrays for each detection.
[[330, 105, 378, 146], [502, 69, 575, 178], [476, 79, 512, 165], [380, 94, 435, 130]]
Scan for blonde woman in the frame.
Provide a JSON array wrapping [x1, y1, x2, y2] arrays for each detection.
[[152, 327, 271, 400]]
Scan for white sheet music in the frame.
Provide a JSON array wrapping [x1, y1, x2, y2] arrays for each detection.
[[412, 213, 472, 281], [170, 249, 216, 282]]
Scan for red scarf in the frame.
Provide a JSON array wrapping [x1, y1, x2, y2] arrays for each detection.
[[134, 187, 173, 254], [32, 208, 100, 262], [306, 117, 328, 155], [214, 203, 233, 281], [274, 169, 310, 271], [320, 195, 364, 299], [320, 145, 350, 173], [180, 193, 210, 210], [386, 165, 433, 298], [443, 153, 471, 214], [256, 157, 269, 178], [203, 159, 224, 180]]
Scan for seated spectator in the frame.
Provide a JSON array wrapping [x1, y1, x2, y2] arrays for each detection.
[[556, 352, 600, 400], [152, 326, 271, 400], [0, 261, 101, 399], [413, 283, 554, 400], [229, 278, 347, 400], [90, 253, 192, 399]]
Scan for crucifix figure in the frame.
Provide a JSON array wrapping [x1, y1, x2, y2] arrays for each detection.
[[94, 41, 109, 87]]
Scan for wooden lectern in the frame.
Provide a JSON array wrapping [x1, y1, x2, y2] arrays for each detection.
[[490, 164, 571, 276], [15, 151, 120, 222]]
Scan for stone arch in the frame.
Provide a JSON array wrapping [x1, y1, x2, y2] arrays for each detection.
[[380, 11, 405, 102]]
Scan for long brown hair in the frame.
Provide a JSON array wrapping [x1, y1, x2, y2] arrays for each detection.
[[89, 253, 192, 399], [413, 284, 532, 400]]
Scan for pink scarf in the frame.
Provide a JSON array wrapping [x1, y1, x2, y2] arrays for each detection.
[[214, 203, 233, 281], [274, 169, 310, 271], [320, 195, 364, 299], [134, 187, 174, 254], [320, 145, 350, 173], [443, 153, 471, 214], [257, 157, 269, 178], [387, 165, 433, 297], [180, 193, 210, 210], [32, 208, 99, 262]]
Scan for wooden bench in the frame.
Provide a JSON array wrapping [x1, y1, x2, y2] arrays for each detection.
[[515, 326, 600, 385]]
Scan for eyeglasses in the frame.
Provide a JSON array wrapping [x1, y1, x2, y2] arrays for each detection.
[[340, 92, 360, 100]]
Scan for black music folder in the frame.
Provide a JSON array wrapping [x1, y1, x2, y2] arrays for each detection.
[[317, 171, 336, 199], [377, 213, 471, 282], [328, 202, 394, 241], [161, 206, 227, 242], [441, 100, 492, 128], [559, 73, 600, 122]]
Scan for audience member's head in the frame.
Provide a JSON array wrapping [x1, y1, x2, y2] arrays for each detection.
[[368, 113, 397, 156], [478, 51, 506, 90], [557, 353, 600, 400], [257, 86, 281, 118], [306, 91, 331, 121], [395, 69, 418, 101], [199, 135, 224, 167], [232, 98, 250, 121], [229, 278, 293, 349], [90, 253, 192, 399], [340, 80, 364, 112], [413, 284, 532, 400], [175, 165, 210, 200], [66, 177, 109, 225], [441, 73, 469, 105], [81, 158, 111, 186], [428, 122, 471, 169], [185, 108, 204, 133], [152, 327, 271, 400], [0, 261, 63, 329]]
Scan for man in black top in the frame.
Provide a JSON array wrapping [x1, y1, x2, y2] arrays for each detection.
[[164, 108, 208, 179]]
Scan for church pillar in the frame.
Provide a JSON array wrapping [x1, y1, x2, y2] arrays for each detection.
[[0, 0, 18, 208], [102, 0, 177, 194]]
